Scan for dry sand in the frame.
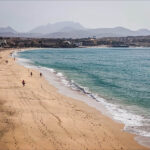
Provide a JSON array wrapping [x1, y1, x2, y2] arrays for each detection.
[[0, 48, 149, 150]]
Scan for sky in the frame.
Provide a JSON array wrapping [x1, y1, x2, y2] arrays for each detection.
[[0, 0, 150, 32]]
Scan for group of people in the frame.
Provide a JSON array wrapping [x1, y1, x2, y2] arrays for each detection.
[[22, 72, 42, 87]]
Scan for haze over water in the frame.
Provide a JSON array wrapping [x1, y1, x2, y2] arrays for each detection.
[[18, 48, 150, 140]]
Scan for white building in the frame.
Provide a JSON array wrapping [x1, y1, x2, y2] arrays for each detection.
[[74, 42, 82, 47], [0, 40, 7, 47]]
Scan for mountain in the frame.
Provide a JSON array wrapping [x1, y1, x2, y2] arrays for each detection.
[[0, 26, 18, 37], [44, 26, 150, 38], [136, 29, 150, 35], [30, 21, 85, 34], [0, 26, 43, 38], [0, 26, 17, 34], [1, 22, 150, 38]]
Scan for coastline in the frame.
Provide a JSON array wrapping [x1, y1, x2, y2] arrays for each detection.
[[0, 48, 149, 150], [17, 47, 150, 148], [79, 45, 150, 49]]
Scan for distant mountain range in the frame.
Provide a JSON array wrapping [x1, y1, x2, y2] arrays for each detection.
[[30, 21, 85, 34], [0, 26, 17, 34], [1, 21, 150, 38]]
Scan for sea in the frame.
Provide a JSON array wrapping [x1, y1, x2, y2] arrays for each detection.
[[14, 48, 150, 147]]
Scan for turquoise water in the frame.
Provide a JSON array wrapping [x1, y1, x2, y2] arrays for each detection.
[[18, 48, 150, 137]]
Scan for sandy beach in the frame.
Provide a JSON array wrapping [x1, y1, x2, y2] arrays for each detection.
[[0, 48, 149, 150]]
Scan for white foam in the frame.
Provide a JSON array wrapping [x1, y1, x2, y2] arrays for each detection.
[[12, 51, 18, 58], [56, 72, 64, 77]]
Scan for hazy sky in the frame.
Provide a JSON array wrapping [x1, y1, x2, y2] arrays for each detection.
[[0, 1, 150, 32]]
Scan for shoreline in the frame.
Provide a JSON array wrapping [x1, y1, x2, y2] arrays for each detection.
[[16, 48, 150, 148], [0, 48, 149, 150], [81, 46, 150, 49]]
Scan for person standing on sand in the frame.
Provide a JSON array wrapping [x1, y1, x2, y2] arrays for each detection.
[[22, 80, 25, 87], [40, 73, 42, 77], [30, 72, 32, 77]]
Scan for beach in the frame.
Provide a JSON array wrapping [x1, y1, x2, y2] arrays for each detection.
[[0, 48, 149, 150]]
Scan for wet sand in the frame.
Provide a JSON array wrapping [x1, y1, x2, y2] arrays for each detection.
[[0, 48, 149, 150]]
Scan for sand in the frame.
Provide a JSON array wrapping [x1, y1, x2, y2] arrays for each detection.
[[0, 48, 149, 150]]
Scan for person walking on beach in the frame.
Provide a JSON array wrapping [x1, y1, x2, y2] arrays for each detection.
[[22, 80, 25, 87], [30, 72, 33, 77], [40, 72, 42, 77]]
